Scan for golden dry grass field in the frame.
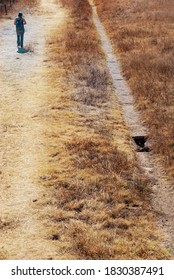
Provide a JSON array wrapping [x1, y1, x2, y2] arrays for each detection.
[[95, 0, 174, 179], [0, 0, 172, 259]]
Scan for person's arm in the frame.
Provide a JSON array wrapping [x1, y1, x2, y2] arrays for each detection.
[[14, 18, 17, 25], [23, 18, 27, 25]]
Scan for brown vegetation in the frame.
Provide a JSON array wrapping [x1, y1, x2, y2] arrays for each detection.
[[42, 0, 170, 259], [95, 0, 174, 179], [0, 0, 39, 17]]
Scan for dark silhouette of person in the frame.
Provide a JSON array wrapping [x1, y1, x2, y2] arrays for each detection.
[[14, 12, 27, 48]]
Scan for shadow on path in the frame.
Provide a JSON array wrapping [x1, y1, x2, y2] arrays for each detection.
[[17, 47, 30, 54]]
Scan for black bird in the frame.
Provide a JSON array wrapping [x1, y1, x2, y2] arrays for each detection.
[[132, 136, 151, 152]]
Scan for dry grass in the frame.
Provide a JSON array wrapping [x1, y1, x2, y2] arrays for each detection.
[[95, 0, 174, 179], [0, 0, 39, 16], [38, 0, 172, 259]]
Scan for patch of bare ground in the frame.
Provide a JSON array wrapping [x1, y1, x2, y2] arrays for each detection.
[[43, 0, 170, 259]]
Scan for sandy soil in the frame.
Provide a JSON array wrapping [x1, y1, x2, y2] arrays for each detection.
[[0, 0, 66, 260]]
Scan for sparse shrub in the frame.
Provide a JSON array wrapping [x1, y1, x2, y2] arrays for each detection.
[[72, 88, 108, 106]]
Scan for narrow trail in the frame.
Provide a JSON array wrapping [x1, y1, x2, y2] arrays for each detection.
[[0, 0, 66, 259], [89, 0, 174, 256]]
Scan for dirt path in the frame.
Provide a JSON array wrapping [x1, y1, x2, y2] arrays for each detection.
[[89, 0, 174, 256], [0, 0, 66, 260]]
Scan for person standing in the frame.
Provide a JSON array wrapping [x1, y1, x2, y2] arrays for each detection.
[[14, 12, 27, 48]]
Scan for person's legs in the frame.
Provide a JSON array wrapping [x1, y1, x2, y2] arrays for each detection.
[[17, 34, 20, 47], [21, 33, 24, 48]]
